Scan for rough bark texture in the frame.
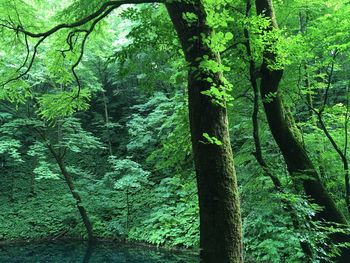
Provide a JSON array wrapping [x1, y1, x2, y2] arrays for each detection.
[[244, 1, 313, 259], [166, 1, 243, 262], [255, 0, 350, 261]]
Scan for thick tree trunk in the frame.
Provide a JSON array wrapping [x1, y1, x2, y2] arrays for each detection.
[[244, 1, 313, 259], [256, 0, 350, 261], [166, 1, 243, 262], [48, 145, 95, 241]]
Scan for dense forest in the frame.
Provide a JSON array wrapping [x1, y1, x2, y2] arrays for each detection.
[[1, 0, 350, 262]]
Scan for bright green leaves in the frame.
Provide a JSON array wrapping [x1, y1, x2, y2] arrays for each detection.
[[265, 30, 296, 70], [307, 2, 350, 54], [198, 56, 230, 73], [201, 133, 222, 146], [201, 83, 233, 107], [0, 80, 31, 104], [0, 138, 23, 163], [202, 0, 235, 56], [196, 55, 233, 107], [58, 117, 105, 152], [204, 0, 234, 29], [182, 12, 198, 25], [205, 31, 233, 53], [105, 157, 150, 190], [28, 142, 61, 181], [43, 48, 75, 86], [243, 12, 297, 71], [184, 1, 235, 108], [38, 89, 91, 120]]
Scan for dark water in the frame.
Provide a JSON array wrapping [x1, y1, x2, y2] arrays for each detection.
[[0, 241, 198, 263]]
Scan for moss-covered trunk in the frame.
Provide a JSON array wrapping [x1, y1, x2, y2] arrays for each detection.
[[243, 0, 313, 259], [166, 1, 243, 262], [256, 0, 350, 261]]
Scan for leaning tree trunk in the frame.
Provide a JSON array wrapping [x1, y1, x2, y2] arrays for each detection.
[[166, 1, 243, 262], [48, 145, 95, 241], [243, 0, 313, 259], [255, 0, 350, 261]]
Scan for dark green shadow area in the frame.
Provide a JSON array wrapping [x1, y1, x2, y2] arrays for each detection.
[[0, 241, 198, 263]]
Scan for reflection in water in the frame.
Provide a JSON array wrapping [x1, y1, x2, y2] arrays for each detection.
[[0, 241, 198, 263], [82, 241, 94, 263]]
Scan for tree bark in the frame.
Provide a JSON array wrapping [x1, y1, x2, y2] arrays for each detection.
[[166, 1, 243, 262], [244, 1, 313, 259], [255, 0, 350, 261], [126, 187, 130, 236], [48, 145, 95, 241], [102, 90, 113, 156]]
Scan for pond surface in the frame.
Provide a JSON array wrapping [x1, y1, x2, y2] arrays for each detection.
[[0, 241, 198, 263]]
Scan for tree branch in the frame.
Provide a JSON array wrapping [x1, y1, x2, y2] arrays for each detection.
[[9, 0, 161, 39], [0, 0, 162, 93]]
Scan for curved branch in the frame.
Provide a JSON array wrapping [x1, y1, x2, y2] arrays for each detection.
[[71, 5, 118, 98], [319, 50, 338, 114], [16, 33, 30, 73], [299, 50, 350, 213], [0, 0, 161, 89], [1, 36, 46, 87], [14, 0, 161, 39]]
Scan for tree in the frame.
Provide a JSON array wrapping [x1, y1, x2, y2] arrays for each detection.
[[0, 1, 244, 262], [104, 157, 150, 235], [166, 1, 243, 262], [255, 0, 350, 260], [0, 115, 104, 241]]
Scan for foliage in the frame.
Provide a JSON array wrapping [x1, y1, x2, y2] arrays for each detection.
[[1, 0, 350, 262]]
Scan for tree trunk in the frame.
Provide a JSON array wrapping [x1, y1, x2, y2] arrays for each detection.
[[126, 188, 130, 236], [29, 172, 36, 197], [82, 242, 94, 263], [243, 1, 313, 259], [10, 168, 15, 203], [166, 1, 243, 263], [102, 90, 113, 156], [48, 145, 95, 241], [255, 0, 350, 261], [316, 111, 350, 213]]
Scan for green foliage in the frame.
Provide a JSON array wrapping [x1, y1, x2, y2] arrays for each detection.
[[28, 142, 60, 180], [201, 133, 223, 146], [128, 176, 199, 248], [0, 138, 23, 163], [0, 80, 31, 104], [38, 90, 91, 120], [105, 157, 150, 190], [1, 1, 350, 262], [0, 180, 79, 240]]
